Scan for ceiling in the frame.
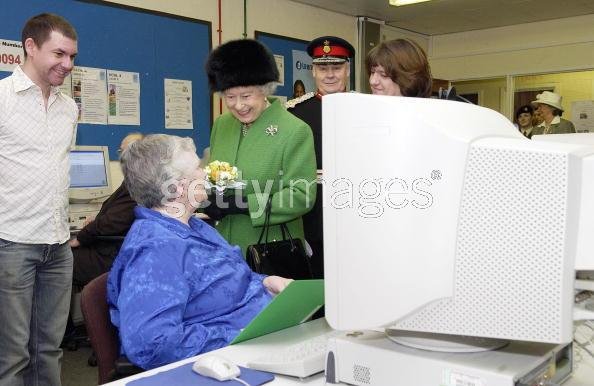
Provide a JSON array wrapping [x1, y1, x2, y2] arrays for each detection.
[[290, 0, 594, 35]]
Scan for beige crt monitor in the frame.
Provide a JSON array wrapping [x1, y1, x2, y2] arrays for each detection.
[[533, 133, 594, 291], [322, 93, 590, 346], [532, 133, 594, 271], [69, 145, 113, 203]]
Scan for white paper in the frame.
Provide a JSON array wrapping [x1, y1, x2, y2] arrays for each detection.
[[107, 70, 140, 125], [57, 73, 72, 97], [164, 79, 193, 129], [0, 39, 24, 72], [571, 100, 594, 133], [71, 66, 108, 124], [274, 54, 285, 86]]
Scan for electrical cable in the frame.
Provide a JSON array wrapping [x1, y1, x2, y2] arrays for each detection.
[[232, 377, 251, 386]]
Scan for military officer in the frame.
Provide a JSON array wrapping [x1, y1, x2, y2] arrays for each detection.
[[286, 36, 355, 278]]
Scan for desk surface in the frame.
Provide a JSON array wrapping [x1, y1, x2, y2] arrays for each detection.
[[105, 318, 594, 386]]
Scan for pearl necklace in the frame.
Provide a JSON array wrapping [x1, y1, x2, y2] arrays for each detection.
[[241, 123, 250, 137], [240, 99, 271, 137]]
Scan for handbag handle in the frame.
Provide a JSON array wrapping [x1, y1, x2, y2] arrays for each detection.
[[256, 196, 273, 245], [255, 196, 298, 254]]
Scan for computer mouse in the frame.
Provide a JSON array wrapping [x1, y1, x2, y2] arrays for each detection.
[[192, 355, 241, 381]]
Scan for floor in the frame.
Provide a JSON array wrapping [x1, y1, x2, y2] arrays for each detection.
[[62, 345, 98, 386]]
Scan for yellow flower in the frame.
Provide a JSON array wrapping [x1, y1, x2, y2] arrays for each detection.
[[205, 160, 239, 186]]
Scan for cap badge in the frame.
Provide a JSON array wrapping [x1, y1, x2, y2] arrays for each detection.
[[323, 40, 331, 54], [265, 125, 278, 136]]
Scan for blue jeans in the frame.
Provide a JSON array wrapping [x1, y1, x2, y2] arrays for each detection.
[[0, 239, 73, 386]]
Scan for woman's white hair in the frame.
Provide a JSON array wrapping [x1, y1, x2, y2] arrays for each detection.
[[121, 134, 198, 208], [259, 81, 278, 96], [218, 81, 278, 98]]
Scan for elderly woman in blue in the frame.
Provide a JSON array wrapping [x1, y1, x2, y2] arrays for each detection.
[[107, 134, 292, 370]]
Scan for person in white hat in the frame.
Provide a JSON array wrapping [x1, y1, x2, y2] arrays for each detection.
[[531, 91, 575, 135]]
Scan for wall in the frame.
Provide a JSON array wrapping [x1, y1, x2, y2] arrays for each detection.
[[515, 70, 594, 121], [429, 14, 594, 81], [105, 0, 356, 94], [106, 0, 355, 58], [452, 77, 507, 113], [100, 2, 594, 187], [104, 0, 357, 188], [448, 69, 594, 122], [381, 24, 429, 51]]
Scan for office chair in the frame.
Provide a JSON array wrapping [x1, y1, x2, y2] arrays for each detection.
[[64, 235, 127, 353], [81, 272, 143, 384]]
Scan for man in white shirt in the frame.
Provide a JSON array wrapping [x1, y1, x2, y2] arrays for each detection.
[[0, 13, 78, 386]]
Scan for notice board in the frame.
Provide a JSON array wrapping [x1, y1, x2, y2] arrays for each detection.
[[0, 0, 212, 159]]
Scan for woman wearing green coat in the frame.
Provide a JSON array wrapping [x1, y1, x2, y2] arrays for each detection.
[[204, 39, 317, 260]]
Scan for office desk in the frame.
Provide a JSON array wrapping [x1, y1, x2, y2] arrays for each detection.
[[104, 318, 594, 386], [104, 319, 329, 386]]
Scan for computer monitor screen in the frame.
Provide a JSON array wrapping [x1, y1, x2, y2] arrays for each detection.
[[323, 93, 590, 345], [69, 146, 112, 203]]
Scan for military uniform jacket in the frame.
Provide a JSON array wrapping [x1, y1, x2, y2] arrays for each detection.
[[532, 117, 576, 135], [210, 98, 317, 256], [286, 93, 322, 169]]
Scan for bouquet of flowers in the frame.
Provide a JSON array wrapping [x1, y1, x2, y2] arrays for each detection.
[[204, 160, 245, 194]]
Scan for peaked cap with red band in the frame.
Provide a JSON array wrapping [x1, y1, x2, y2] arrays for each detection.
[[306, 36, 355, 64]]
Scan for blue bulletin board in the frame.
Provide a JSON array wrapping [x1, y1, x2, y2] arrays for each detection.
[[0, 0, 212, 159], [255, 31, 356, 99]]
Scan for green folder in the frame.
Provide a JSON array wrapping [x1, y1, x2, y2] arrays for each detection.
[[231, 279, 324, 344]]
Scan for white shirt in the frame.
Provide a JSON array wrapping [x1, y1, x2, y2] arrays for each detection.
[[0, 66, 78, 244]]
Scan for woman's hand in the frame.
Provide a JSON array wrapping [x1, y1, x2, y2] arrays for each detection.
[[263, 276, 293, 295]]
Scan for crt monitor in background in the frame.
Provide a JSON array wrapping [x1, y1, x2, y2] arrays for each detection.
[[533, 133, 594, 285], [69, 146, 113, 203], [322, 93, 593, 347]]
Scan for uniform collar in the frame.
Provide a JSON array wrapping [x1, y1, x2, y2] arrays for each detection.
[[521, 126, 533, 136], [315, 90, 347, 99]]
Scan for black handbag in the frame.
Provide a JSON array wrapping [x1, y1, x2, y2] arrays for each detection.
[[246, 197, 313, 279]]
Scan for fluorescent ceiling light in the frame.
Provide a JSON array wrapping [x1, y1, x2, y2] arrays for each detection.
[[389, 0, 433, 6]]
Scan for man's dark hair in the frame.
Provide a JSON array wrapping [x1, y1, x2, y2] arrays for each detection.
[[22, 13, 77, 58]]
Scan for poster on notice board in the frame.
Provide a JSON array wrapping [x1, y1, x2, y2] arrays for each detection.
[[571, 100, 594, 133]]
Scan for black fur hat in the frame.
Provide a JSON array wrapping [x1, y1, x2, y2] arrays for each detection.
[[205, 39, 279, 92]]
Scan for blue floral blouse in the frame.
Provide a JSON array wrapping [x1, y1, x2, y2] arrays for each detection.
[[107, 206, 272, 369]]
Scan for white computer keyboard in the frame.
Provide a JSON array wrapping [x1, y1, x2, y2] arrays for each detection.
[[247, 331, 338, 378]]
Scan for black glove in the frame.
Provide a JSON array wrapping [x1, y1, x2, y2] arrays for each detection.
[[201, 193, 249, 221]]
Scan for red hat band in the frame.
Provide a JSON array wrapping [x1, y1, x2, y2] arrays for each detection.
[[312, 45, 350, 58]]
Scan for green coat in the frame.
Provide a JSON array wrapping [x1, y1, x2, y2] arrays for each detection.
[[209, 98, 317, 256], [532, 118, 576, 135]]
